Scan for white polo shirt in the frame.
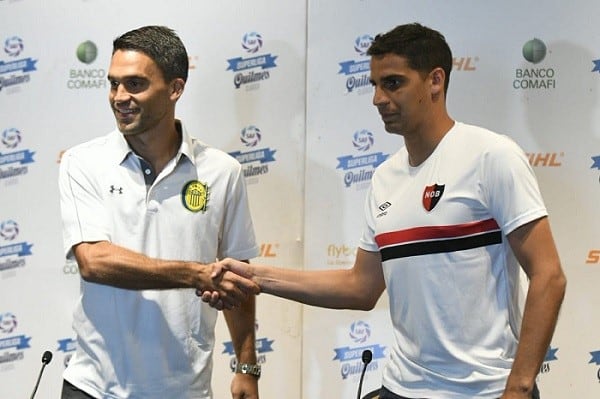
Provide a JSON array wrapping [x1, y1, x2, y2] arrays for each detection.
[[59, 121, 259, 399]]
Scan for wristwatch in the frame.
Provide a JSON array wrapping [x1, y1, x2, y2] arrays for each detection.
[[235, 363, 261, 379]]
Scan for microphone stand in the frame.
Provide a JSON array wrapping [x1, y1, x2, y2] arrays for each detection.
[[356, 349, 373, 399], [30, 351, 53, 399]]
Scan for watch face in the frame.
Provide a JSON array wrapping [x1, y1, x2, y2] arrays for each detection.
[[237, 363, 261, 377]]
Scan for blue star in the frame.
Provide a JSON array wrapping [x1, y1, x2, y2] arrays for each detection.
[[593, 59, 600, 73], [591, 155, 600, 170], [589, 350, 600, 365], [544, 347, 558, 362]]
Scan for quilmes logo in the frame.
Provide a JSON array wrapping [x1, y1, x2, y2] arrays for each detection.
[[223, 320, 274, 372], [0, 219, 33, 273], [0, 35, 38, 92], [539, 346, 559, 374], [332, 321, 386, 380], [513, 38, 556, 90], [338, 34, 373, 94], [0, 312, 30, 366], [228, 125, 276, 182], [67, 40, 106, 90], [0, 127, 35, 181], [226, 31, 278, 90], [336, 129, 388, 190]]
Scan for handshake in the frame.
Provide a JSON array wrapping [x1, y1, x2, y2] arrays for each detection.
[[198, 258, 259, 310]]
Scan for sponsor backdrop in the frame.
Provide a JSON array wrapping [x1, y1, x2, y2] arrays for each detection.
[[1, 0, 599, 398]]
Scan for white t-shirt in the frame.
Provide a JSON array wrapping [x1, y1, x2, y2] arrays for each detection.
[[360, 122, 547, 398], [59, 121, 259, 399]]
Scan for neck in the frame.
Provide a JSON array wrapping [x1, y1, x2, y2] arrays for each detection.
[[405, 115, 454, 167], [126, 120, 181, 174]]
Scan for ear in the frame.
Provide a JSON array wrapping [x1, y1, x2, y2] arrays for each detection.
[[430, 68, 445, 96], [170, 78, 185, 101]]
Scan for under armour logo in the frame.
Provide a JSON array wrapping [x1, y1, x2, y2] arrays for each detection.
[[109, 185, 123, 194]]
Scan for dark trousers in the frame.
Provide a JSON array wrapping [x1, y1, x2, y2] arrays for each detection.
[[378, 384, 541, 399], [61, 380, 96, 399]]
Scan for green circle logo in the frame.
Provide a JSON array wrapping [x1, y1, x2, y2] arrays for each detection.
[[522, 38, 546, 64], [76, 40, 98, 64]]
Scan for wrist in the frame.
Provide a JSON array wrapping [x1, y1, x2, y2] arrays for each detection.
[[235, 362, 261, 379]]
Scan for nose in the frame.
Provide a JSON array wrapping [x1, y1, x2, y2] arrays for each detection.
[[372, 85, 388, 107], [111, 83, 130, 104]]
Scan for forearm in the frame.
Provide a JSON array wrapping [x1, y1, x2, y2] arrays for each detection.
[[505, 271, 566, 395], [73, 241, 211, 290], [254, 266, 374, 310], [224, 296, 257, 363]]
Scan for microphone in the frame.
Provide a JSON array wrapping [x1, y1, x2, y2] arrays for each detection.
[[30, 351, 53, 399], [356, 349, 373, 399]]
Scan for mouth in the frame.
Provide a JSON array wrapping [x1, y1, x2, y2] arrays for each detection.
[[114, 108, 139, 120], [379, 113, 397, 123]]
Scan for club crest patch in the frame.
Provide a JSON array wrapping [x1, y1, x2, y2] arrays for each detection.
[[422, 184, 444, 211], [182, 180, 209, 213]]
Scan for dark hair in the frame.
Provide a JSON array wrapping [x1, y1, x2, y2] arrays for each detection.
[[367, 23, 452, 94], [113, 25, 189, 83]]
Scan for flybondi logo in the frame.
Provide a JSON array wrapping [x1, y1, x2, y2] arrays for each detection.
[[513, 38, 556, 89]]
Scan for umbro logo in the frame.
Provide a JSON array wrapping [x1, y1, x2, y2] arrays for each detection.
[[376, 201, 391, 218], [109, 185, 123, 194]]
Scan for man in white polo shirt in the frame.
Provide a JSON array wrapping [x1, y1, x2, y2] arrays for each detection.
[[59, 25, 261, 399]]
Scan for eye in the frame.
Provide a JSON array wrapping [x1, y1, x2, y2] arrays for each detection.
[[108, 80, 119, 89], [382, 78, 402, 91], [125, 78, 146, 93]]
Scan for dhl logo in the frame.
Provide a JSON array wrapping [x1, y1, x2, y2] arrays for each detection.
[[452, 57, 478, 71], [525, 152, 563, 167]]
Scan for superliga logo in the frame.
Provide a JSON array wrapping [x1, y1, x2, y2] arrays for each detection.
[[0, 127, 35, 182], [0, 219, 33, 273], [332, 321, 386, 380], [226, 32, 278, 90], [0, 35, 38, 93], [67, 40, 106, 89], [335, 129, 388, 190], [228, 125, 277, 183], [513, 38, 556, 89], [338, 34, 373, 94]]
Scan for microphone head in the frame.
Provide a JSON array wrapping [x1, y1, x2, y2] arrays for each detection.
[[41, 351, 53, 365], [361, 349, 373, 364]]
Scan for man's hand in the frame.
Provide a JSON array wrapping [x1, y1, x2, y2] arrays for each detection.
[[231, 372, 259, 399], [197, 261, 258, 310], [197, 259, 258, 310]]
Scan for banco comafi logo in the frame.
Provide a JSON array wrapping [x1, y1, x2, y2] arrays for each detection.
[[522, 38, 546, 64], [76, 40, 98, 64], [68, 40, 106, 89], [513, 37, 555, 90]]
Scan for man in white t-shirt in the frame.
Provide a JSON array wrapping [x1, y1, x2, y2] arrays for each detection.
[[59, 26, 261, 399], [204, 23, 566, 399]]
